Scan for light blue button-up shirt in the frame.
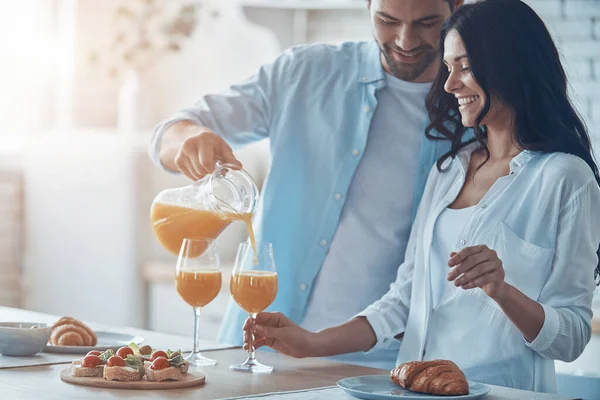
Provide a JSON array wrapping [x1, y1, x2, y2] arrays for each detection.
[[150, 41, 451, 347]]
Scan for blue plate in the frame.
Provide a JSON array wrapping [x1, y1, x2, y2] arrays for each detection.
[[337, 375, 491, 400]]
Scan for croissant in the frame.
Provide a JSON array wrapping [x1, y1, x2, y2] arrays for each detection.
[[391, 360, 469, 396], [49, 317, 97, 346]]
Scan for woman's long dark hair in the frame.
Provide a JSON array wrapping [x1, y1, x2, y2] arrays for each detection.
[[425, 0, 600, 285]]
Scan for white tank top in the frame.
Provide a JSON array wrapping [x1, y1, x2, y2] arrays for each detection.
[[430, 206, 475, 308]]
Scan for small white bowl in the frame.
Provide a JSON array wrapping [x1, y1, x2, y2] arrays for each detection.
[[0, 322, 52, 356]]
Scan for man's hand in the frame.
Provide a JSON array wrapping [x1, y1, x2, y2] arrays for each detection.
[[173, 130, 242, 181], [243, 312, 317, 359]]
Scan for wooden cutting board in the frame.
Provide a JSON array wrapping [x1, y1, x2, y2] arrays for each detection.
[[60, 368, 205, 390]]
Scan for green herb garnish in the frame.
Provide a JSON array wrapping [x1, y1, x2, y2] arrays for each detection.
[[168, 354, 186, 367], [125, 354, 144, 373], [166, 349, 182, 358], [98, 349, 115, 363]]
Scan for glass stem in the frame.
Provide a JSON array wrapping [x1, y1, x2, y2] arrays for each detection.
[[247, 313, 258, 362], [193, 307, 202, 355]]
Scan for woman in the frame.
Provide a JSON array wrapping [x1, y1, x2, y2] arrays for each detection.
[[243, 0, 600, 393]]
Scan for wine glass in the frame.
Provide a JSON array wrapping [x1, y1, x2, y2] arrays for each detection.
[[229, 241, 278, 373], [175, 237, 222, 366]]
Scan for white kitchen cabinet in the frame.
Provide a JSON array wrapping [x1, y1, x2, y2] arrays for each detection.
[[23, 131, 146, 327]]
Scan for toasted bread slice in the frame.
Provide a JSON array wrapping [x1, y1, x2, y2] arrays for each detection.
[[70, 359, 103, 378], [146, 366, 185, 382], [103, 366, 143, 381], [143, 360, 151, 375]]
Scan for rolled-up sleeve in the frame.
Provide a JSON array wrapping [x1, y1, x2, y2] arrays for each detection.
[[149, 50, 293, 170], [354, 258, 414, 352], [527, 181, 600, 361]]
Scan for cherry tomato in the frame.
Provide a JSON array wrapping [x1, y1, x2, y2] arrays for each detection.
[[150, 357, 170, 370], [81, 355, 102, 368], [150, 350, 168, 361], [86, 350, 101, 357], [116, 346, 134, 359], [106, 355, 126, 367]]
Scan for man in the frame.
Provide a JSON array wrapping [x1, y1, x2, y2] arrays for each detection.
[[150, 0, 463, 370]]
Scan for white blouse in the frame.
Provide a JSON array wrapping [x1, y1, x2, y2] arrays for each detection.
[[357, 142, 600, 393]]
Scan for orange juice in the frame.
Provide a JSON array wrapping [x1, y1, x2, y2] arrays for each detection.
[[176, 269, 222, 307], [230, 271, 278, 314], [151, 203, 257, 262]]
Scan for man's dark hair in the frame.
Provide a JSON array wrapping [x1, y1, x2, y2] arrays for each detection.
[[367, 0, 457, 11]]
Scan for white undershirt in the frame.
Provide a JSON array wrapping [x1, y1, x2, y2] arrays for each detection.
[[301, 73, 432, 337], [430, 206, 475, 308]]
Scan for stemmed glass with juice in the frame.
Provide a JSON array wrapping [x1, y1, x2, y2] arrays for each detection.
[[229, 242, 278, 373]]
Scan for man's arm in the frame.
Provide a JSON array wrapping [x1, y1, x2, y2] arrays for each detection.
[[150, 50, 292, 179], [158, 121, 209, 173], [158, 121, 241, 180]]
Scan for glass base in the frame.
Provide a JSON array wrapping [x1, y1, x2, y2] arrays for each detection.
[[185, 351, 217, 367], [229, 357, 274, 373]]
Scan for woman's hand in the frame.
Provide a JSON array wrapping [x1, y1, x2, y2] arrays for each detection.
[[448, 245, 508, 301], [243, 312, 317, 358]]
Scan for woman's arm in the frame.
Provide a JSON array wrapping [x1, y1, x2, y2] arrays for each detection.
[[493, 284, 545, 343], [527, 180, 600, 361], [244, 313, 376, 358]]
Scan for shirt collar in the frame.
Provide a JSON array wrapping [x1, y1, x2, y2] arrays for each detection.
[[449, 141, 537, 174], [359, 41, 386, 85], [509, 151, 537, 174]]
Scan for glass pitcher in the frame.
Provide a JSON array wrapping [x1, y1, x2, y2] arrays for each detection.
[[151, 163, 259, 256]]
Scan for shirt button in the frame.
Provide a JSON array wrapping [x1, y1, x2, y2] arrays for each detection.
[[320, 239, 328, 247], [335, 193, 342, 200], [460, 239, 466, 246], [361, 76, 368, 82], [480, 203, 487, 209], [299, 283, 308, 291], [352, 149, 360, 157], [363, 105, 370, 113]]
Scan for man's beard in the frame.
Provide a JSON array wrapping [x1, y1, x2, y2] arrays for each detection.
[[379, 41, 439, 82]]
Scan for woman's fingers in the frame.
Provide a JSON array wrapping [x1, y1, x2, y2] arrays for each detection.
[[448, 245, 486, 267], [454, 260, 497, 286], [448, 250, 490, 281], [461, 270, 504, 290], [244, 337, 267, 350]]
